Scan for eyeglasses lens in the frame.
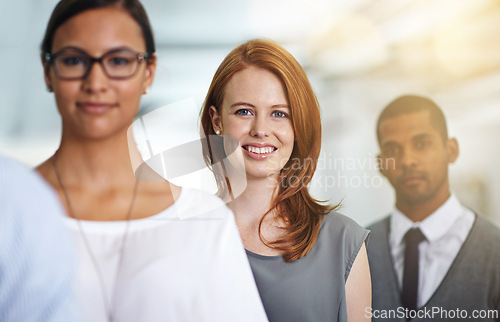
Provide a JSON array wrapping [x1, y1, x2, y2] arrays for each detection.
[[53, 50, 141, 79]]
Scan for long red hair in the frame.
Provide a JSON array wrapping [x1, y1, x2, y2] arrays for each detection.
[[200, 39, 337, 262]]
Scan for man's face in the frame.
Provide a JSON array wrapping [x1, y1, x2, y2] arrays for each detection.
[[378, 110, 458, 207]]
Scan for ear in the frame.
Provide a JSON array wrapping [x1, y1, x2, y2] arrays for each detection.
[[209, 105, 222, 134], [42, 59, 53, 92], [143, 53, 157, 93], [446, 137, 459, 163]]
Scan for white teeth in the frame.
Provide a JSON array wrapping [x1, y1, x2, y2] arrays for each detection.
[[247, 146, 274, 154]]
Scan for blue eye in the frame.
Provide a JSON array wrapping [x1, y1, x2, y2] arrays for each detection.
[[272, 111, 288, 118], [235, 109, 251, 116]]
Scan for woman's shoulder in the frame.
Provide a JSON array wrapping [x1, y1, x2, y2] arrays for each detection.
[[319, 212, 369, 279], [321, 211, 367, 234], [319, 212, 369, 251]]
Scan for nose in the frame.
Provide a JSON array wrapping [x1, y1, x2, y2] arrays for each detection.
[[81, 62, 109, 93], [400, 147, 418, 169], [249, 114, 269, 138]]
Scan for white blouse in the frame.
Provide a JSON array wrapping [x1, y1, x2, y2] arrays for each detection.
[[65, 187, 267, 322]]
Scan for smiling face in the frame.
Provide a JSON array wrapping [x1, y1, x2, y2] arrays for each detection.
[[44, 6, 156, 141], [378, 110, 458, 211], [210, 66, 295, 181]]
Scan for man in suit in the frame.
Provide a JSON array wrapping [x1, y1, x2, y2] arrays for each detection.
[[366, 95, 500, 321]]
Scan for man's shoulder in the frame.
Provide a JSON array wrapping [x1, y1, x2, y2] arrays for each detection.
[[365, 215, 391, 257], [469, 215, 500, 251], [367, 215, 391, 235], [473, 214, 500, 235], [453, 215, 500, 285]]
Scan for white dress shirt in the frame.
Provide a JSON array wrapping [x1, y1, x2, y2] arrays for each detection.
[[389, 194, 475, 308]]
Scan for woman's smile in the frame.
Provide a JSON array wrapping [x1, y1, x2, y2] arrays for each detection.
[[242, 143, 278, 159]]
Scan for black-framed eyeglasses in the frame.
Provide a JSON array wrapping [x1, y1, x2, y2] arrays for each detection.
[[44, 48, 152, 80]]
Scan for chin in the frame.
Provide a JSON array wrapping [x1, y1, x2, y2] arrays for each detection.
[[81, 120, 129, 137], [245, 168, 280, 181], [75, 127, 121, 141], [400, 191, 433, 205]]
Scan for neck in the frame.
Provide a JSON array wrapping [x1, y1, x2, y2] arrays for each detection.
[[227, 175, 278, 227], [396, 187, 451, 222], [55, 130, 136, 189]]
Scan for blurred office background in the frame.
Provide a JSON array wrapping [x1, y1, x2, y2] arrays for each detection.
[[1, 0, 499, 227]]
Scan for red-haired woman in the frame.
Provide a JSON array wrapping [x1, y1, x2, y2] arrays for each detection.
[[200, 39, 371, 322]]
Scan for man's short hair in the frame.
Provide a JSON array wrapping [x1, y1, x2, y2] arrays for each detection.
[[376, 94, 448, 144]]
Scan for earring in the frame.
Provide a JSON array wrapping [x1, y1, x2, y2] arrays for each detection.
[[144, 87, 150, 95], [216, 130, 221, 135], [47, 85, 53, 92]]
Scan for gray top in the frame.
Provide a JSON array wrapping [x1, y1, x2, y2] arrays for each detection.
[[246, 212, 370, 322]]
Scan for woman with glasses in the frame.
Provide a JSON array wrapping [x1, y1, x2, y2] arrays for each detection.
[[200, 39, 371, 321], [35, 1, 266, 321]]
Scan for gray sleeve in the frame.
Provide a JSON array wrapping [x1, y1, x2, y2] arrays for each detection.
[[326, 212, 370, 281], [325, 212, 369, 322], [345, 225, 370, 280]]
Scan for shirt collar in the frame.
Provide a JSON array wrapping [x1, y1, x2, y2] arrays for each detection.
[[390, 194, 463, 247]]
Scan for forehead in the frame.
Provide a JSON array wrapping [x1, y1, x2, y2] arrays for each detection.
[[378, 110, 440, 145], [223, 66, 287, 106], [52, 7, 145, 54]]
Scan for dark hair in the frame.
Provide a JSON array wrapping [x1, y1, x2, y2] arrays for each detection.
[[41, 0, 155, 56], [376, 94, 448, 144]]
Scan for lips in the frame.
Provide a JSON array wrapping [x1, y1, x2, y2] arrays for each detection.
[[242, 143, 277, 160], [400, 173, 425, 186], [76, 102, 117, 114]]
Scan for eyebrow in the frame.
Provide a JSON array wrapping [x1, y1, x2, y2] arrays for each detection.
[[381, 133, 433, 147], [381, 141, 398, 148], [229, 102, 289, 109], [412, 133, 433, 140], [53, 45, 133, 55]]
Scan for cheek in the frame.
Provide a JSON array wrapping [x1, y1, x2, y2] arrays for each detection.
[[429, 153, 449, 175], [53, 82, 80, 113], [380, 161, 400, 181], [277, 123, 295, 148], [116, 81, 143, 110], [119, 77, 143, 96], [222, 116, 247, 137], [383, 158, 398, 173]]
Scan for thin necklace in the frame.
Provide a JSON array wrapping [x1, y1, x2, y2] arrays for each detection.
[[52, 154, 139, 322]]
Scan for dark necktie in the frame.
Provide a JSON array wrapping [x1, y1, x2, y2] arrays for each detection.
[[402, 228, 426, 311]]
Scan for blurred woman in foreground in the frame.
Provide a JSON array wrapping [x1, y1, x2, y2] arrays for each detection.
[[36, 1, 266, 321]]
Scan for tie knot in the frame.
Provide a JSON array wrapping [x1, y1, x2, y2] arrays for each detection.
[[404, 228, 426, 245]]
